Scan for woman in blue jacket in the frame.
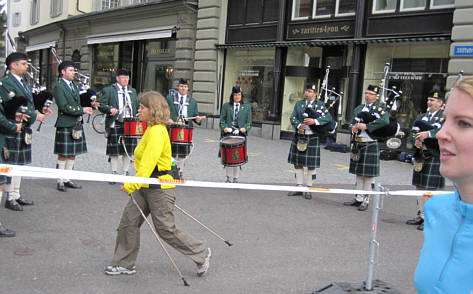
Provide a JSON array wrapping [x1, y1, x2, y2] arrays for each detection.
[[414, 76, 473, 293]]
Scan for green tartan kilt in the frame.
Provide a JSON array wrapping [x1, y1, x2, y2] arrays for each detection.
[[287, 134, 320, 168], [171, 143, 193, 158], [349, 141, 380, 177], [106, 123, 137, 156], [412, 155, 445, 189], [54, 126, 87, 156], [4, 131, 32, 165]]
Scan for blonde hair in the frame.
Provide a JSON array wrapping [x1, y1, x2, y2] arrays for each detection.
[[138, 91, 170, 126], [454, 76, 473, 98]]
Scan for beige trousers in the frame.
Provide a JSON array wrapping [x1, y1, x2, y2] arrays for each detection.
[[111, 187, 207, 269]]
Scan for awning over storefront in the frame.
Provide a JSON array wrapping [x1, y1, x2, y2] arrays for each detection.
[[87, 26, 175, 45], [25, 41, 57, 52], [216, 36, 450, 49]]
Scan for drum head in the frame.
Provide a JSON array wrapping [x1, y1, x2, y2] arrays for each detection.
[[220, 136, 245, 145]]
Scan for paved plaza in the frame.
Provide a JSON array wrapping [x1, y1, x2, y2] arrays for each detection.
[[0, 109, 453, 293]]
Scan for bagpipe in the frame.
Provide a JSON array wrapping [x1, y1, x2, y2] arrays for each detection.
[[303, 66, 342, 136], [0, 81, 28, 120], [354, 63, 403, 141], [25, 61, 53, 131]]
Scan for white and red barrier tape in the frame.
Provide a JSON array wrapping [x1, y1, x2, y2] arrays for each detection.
[[0, 164, 450, 198]]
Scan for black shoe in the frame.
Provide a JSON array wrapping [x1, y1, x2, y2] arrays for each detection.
[[0, 225, 16, 237], [225, 177, 231, 183], [304, 192, 312, 200], [343, 199, 362, 206], [358, 202, 369, 211], [417, 223, 424, 231], [233, 178, 238, 183], [5, 199, 23, 211], [64, 181, 81, 189], [287, 191, 303, 196], [57, 182, 67, 192], [16, 197, 34, 206], [406, 217, 424, 225]]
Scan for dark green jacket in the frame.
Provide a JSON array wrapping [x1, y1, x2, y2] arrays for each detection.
[[165, 93, 200, 126], [290, 99, 332, 130], [97, 84, 139, 128], [351, 101, 389, 133], [54, 79, 84, 128], [219, 102, 252, 133], [0, 102, 19, 151], [0, 73, 37, 126]]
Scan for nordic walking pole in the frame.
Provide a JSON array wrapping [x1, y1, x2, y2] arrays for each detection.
[[175, 204, 233, 246], [130, 194, 190, 286]]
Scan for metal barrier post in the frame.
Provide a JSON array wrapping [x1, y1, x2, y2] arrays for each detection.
[[365, 183, 386, 291]]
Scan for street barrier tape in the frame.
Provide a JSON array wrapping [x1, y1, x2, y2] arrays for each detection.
[[0, 164, 451, 198]]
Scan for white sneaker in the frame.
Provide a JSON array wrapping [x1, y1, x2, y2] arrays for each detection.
[[104, 265, 136, 275], [197, 248, 211, 277]]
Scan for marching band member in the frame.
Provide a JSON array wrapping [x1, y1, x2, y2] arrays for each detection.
[[287, 83, 332, 199], [54, 61, 94, 192], [219, 86, 252, 183], [1, 52, 53, 211], [0, 83, 24, 236], [406, 91, 445, 230], [98, 69, 139, 181], [165, 78, 201, 177], [105, 91, 211, 276], [414, 76, 473, 293], [344, 85, 389, 211]]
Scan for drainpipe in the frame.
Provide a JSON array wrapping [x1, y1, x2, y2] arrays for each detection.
[[76, 0, 86, 13]]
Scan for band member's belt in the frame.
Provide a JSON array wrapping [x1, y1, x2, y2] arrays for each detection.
[[355, 137, 375, 143]]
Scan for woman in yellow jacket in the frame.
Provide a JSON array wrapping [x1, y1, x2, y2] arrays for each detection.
[[105, 91, 211, 276]]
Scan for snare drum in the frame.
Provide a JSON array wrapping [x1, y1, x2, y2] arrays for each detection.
[[169, 124, 193, 145], [220, 136, 248, 166], [123, 118, 147, 138]]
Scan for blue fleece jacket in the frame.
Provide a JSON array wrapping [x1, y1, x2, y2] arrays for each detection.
[[414, 190, 473, 294]]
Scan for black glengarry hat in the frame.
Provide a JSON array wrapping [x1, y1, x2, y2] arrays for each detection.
[[305, 82, 317, 91], [58, 61, 75, 73], [6, 52, 28, 69], [178, 78, 189, 85], [232, 86, 241, 94], [428, 90, 445, 102], [366, 85, 379, 94], [116, 68, 129, 76]]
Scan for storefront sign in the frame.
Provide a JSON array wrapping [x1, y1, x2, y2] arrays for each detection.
[[287, 21, 354, 40], [240, 70, 259, 77], [454, 46, 473, 56], [389, 73, 424, 81]]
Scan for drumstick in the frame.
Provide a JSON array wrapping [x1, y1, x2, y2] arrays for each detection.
[[183, 116, 206, 120]]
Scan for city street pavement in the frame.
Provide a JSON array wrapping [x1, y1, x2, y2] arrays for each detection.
[[0, 108, 453, 293]]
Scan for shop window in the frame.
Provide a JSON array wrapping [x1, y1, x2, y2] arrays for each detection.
[[292, 0, 311, 20], [12, 12, 21, 27], [430, 0, 454, 9], [142, 39, 176, 94], [92, 43, 119, 91], [224, 49, 276, 122], [50, 0, 63, 17], [31, 0, 39, 25], [400, 0, 426, 11], [335, 0, 355, 16], [372, 0, 396, 14], [314, 0, 334, 18]]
